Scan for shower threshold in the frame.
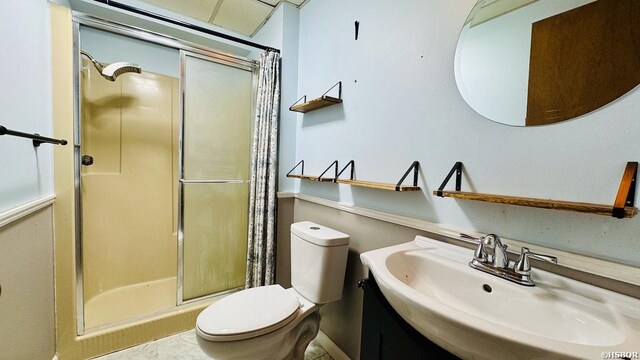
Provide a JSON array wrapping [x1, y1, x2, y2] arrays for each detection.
[[84, 277, 177, 329]]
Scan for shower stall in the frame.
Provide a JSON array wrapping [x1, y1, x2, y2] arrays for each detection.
[[74, 15, 258, 334]]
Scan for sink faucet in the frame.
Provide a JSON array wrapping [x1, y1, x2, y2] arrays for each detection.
[[463, 233, 558, 286], [472, 234, 509, 269]]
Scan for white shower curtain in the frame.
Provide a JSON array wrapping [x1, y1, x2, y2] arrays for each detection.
[[246, 50, 280, 288]]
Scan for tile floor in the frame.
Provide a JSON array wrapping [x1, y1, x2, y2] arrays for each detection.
[[95, 330, 334, 360]]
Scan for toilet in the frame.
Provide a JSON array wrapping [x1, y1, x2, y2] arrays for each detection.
[[195, 221, 350, 360]]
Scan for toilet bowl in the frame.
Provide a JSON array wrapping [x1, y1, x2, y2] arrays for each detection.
[[196, 286, 320, 360], [195, 222, 350, 360]]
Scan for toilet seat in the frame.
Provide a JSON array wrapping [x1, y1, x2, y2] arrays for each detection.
[[197, 285, 301, 342]]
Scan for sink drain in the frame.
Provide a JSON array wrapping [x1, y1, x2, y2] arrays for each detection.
[[482, 284, 492, 293]]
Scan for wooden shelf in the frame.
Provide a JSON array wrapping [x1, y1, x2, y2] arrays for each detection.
[[290, 96, 342, 113], [434, 162, 638, 219], [290, 82, 342, 113], [337, 179, 420, 192], [286, 176, 420, 191], [286, 160, 421, 192], [286, 174, 335, 182], [435, 190, 638, 218]]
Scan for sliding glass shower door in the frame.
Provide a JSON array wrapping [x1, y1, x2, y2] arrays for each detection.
[[179, 51, 256, 302], [77, 20, 258, 332], [78, 26, 181, 330]]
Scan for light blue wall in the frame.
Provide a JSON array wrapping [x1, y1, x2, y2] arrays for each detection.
[[294, 0, 640, 267], [0, 0, 53, 213]]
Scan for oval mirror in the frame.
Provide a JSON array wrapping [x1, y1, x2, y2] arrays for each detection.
[[454, 0, 640, 126]]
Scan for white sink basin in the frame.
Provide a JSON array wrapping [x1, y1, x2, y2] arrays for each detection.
[[361, 236, 640, 360]]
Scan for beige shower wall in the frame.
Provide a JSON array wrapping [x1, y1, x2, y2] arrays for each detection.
[[81, 61, 179, 302]]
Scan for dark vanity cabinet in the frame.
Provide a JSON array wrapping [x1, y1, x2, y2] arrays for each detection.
[[359, 273, 459, 360]]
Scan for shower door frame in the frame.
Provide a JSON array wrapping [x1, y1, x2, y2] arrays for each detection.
[[72, 12, 259, 336]]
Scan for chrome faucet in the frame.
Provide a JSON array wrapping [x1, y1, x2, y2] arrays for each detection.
[[462, 233, 558, 286], [471, 234, 509, 269]]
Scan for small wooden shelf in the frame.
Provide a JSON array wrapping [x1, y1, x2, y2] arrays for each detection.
[[433, 162, 638, 219], [286, 160, 338, 183], [286, 174, 335, 182], [336, 179, 420, 192], [290, 82, 342, 113], [290, 96, 342, 113], [286, 160, 421, 192], [436, 191, 638, 218]]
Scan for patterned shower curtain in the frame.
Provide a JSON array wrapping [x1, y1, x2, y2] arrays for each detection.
[[246, 50, 281, 288]]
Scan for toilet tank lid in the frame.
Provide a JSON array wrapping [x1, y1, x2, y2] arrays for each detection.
[[291, 221, 350, 247]]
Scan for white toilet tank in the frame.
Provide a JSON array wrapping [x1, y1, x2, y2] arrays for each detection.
[[290, 221, 350, 304]]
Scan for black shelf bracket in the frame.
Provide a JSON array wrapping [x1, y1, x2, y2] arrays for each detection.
[[287, 160, 304, 177], [625, 164, 637, 208], [322, 81, 342, 99], [318, 160, 339, 181], [396, 161, 420, 191], [436, 162, 463, 197], [289, 95, 307, 110], [336, 160, 355, 182], [0, 125, 68, 147]]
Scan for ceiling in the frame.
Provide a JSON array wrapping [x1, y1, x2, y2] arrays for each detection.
[[138, 0, 308, 37]]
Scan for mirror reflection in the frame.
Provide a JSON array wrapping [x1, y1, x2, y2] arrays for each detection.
[[454, 0, 640, 126]]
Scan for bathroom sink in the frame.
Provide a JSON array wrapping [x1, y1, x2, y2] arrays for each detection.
[[361, 236, 640, 360]]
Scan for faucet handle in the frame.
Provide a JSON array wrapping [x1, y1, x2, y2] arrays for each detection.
[[461, 233, 489, 263], [514, 247, 558, 275], [463, 233, 500, 264]]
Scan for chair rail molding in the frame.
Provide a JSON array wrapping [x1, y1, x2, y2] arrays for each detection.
[[0, 195, 56, 229]]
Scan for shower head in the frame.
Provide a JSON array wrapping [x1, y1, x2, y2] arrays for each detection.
[[80, 50, 142, 81], [101, 62, 142, 81]]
